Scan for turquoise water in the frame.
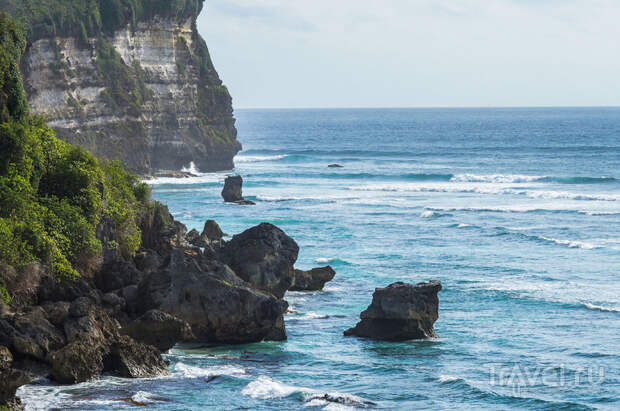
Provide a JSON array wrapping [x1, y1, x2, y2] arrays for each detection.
[[20, 108, 620, 409]]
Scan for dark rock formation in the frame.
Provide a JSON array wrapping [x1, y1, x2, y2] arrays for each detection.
[[138, 249, 288, 343], [344, 281, 442, 341], [186, 229, 209, 248], [222, 176, 255, 205], [202, 220, 226, 242], [328, 164, 344, 168], [0, 345, 32, 410], [122, 310, 194, 352], [219, 223, 300, 298], [290, 266, 336, 291]]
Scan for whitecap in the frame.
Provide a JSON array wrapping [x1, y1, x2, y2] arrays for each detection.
[[450, 173, 544, 183], [241, 375, 310, 399], [539, 236, 599, 250], [173, 362, 246, 378], [235, 154, 287, 163], [181, 161, 201, 175], [316, 257, 337, 264], [583, 303, 620, 313]]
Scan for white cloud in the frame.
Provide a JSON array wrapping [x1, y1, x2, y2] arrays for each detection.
[[199, 0, 620, 108]]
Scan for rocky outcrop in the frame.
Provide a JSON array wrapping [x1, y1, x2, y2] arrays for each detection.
[[185, 220, 226, 248], [344, 281, 442, 341], [121, 310, 194, 352], [0, 201, 307, 405], [4, 0, 241, 174], [219, 223, 300, 298], [222, 176, 255, 205], [290, 266, 336, 291], [137, 248, 288, 343]]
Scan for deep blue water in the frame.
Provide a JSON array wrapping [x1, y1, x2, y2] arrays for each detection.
[[20, 108, 620, 410]]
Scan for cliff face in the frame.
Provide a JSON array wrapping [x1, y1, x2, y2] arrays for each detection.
[[3, 0, 240, 173]]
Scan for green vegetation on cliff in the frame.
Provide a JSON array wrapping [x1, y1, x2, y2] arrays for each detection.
[[0, 13, 149, 279], [0, 0, 204, 42]]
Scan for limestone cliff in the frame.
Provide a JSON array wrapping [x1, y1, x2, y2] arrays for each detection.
[[1, 0, 240, 173]]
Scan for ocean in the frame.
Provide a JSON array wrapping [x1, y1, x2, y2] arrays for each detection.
[[19, 108, 620, 409]]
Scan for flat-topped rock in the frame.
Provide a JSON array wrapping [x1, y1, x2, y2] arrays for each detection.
[[344, 280, 442, 341]]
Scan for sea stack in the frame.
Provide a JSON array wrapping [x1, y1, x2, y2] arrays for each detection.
[[344, 281, 442, 341], [222, 176, 255, 205]]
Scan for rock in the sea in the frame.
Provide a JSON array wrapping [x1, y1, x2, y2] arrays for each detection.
[[222, 176, 255, 205], [138, 249, 288, 343], [290, 266, 336, 291], [222, 175, 243, 202], [219, 223, 299, 298], [122, 309, 193, 352], [0, 346, 31, 410], [344, 281, 442, 341], [328, 164, 344, 168]]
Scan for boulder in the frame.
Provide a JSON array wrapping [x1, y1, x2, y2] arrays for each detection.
[[290, 266, 336, 291], [202, 220, 225, 242], [122, 310, 193, 352], [222, 175, 243, 202], [344, 281, 442, 341], [0, 345, 32, 410], [103, 336, 170, 378], [221, 176, 255, 205], [138, 248, 288, 343], [219, 223, 299, 298]]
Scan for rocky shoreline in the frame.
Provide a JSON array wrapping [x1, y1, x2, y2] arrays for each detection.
[[0, 199, 343, 408]]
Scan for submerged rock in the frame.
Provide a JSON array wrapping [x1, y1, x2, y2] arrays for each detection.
[[328, 164, 344, 168], [219, 223, 299, 298], [344, 281, 442, 341], [290, 266, 336, 291]]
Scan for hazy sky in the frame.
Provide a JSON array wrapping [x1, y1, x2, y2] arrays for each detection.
[[197, 0, 620, 108]]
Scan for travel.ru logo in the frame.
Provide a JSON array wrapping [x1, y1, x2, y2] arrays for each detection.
[[487, 363, 605, 396]]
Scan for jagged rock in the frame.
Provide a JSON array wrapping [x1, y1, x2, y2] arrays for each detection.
[[0, 264, 46, 308], [202, 220, 225, 242], [138, 248, 288, 343], [104, 336, 170, 378], [186, 229, 209, 248], [48, 339, 107, 384], [219, 223, 299, 298], [344, 281, 442, 341], [139, 203, 189, 253], [222, 176, 243, 202], [41, 302, 70, 327], [1, 308, 66, 361], [290, 266, 336, 291], [122, 310, 193, 352], [134, 250, 162, 273]]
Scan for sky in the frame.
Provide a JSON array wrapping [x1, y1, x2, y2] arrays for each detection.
[[197, 0, 620, 108]]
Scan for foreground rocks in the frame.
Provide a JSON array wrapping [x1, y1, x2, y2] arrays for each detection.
[[344, 281, 442, 341], [222, 176, 255, 205], [290, 266, 336, 291], [0, 202, 305, 407], [219, 223, 300, 298]]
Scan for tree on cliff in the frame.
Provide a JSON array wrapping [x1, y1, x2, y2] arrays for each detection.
[[0, 12, 149, 296]]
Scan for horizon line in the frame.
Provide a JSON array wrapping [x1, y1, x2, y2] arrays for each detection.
[[234, 105, 620, 110]]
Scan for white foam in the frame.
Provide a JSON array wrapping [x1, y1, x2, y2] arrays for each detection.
[[181, 161, 201, 175], [173, 362, 246, 378], [438, 374, 461, 383], [316, 257, 337, 264], [235, 154, 287, 163], [132, 391, 156, 403], [539, 237, 599, 250], [456, 223, 471, 228], [583, 303, 620, 313], [242, 376, 310, 399], [420, 210, 437, 218], [145, 173, 225, 185], [450, 173, 544, 183]]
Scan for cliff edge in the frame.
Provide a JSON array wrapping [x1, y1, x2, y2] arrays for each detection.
[[0, 0, 240, 173]]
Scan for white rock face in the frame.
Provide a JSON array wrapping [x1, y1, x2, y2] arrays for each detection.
[[23, 17, 239, 173]]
